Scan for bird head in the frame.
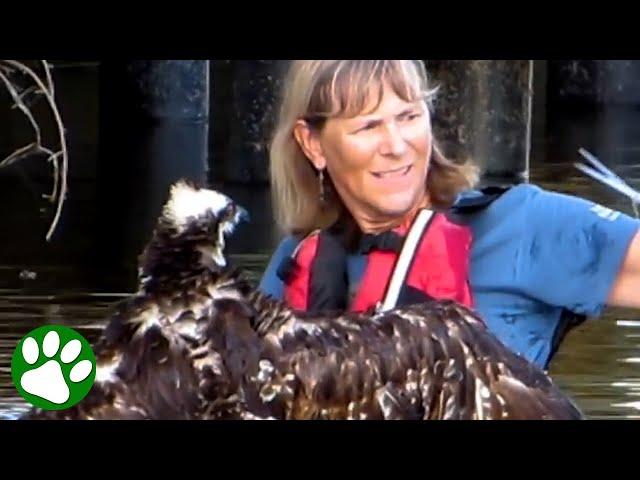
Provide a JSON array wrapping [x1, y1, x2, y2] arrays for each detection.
[[138, 180, 250, 290]]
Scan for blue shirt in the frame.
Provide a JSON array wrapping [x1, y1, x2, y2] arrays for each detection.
[[258, 184, 640, 369]]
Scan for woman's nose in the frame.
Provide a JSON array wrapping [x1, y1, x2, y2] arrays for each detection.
[[380, 122, 408, 157]]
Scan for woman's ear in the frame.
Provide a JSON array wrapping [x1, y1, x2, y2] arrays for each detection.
[[293, 119, 327, 171]]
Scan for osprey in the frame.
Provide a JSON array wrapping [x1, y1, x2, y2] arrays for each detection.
[[23, 181, 584, 420]]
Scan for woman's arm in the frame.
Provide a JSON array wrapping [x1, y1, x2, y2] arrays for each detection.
[[512, 185, 640, 317], [608, 230, 640, 308]]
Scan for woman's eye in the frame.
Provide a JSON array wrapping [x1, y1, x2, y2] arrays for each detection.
[[401, 112, 421, 122], [354, 122, 377, 133]]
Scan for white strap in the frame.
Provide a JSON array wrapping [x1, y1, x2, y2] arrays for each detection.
[[377, 209, 434, 313]]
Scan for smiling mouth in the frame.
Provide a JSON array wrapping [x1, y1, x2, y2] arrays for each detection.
[[371, 165, 412, 179]]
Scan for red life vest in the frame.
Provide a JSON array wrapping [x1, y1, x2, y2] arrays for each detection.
[[277, 209, 474, 313]]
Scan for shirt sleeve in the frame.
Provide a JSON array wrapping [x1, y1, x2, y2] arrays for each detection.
[[257, 235, 300, 299], [520, 186, 640, 316]]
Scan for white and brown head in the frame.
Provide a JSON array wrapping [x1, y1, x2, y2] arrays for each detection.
[[137, 180, 250, 294], [20, 180, 255, 420]]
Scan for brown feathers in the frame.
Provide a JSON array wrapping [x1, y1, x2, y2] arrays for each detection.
[[21, 182, 583, 420], [239, 299, 583, 420]]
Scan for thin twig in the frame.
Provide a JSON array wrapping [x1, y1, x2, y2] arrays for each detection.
[[0, 143, 54, 169], [44, 151, 61, 202], [0, 142, 38, 168], [0, 69, 42, 145], [41, 60, 54, 98]]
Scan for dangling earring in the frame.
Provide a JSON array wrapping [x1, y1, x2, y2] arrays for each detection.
[[318, 168, 326, 205]]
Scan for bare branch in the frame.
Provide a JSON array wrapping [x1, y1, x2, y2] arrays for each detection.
[[41, 60, 55, 98], [43, 151, 61, 202], [0, 68, 42, 144], [0, 60, 69, 241], [0, 142, 54, 168]]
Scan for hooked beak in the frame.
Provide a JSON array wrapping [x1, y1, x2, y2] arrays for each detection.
[[237, 205, 250, 224]]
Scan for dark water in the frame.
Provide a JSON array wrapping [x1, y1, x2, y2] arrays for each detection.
[[0, 64, 639, 419], [0, 255, 268, 420]]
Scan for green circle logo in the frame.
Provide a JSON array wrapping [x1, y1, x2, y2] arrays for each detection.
[[11, 325, 96, 410]]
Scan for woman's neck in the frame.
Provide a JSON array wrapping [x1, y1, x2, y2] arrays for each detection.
[[354, 192, 431, 234]]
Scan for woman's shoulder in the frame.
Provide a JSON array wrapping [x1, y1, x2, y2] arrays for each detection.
[[454, 182, 617, 218], [456, 182, 639, 241], [273, 234, 302, 253], [264, 234, 302, 272], [258, 234, 301, 298], [449, 184, 538, 228]]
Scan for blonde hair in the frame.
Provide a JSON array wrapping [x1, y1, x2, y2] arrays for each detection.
[[269, 60, 479, 235]]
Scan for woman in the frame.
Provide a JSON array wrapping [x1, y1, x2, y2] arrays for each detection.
[[258, 60, 640, 370]]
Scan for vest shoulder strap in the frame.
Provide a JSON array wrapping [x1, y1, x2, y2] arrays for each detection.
[[377, 209, 435, 313], [450, 186, 511, 215], [276, 229, 320, 283]]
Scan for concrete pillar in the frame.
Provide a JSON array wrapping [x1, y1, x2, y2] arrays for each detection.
[[224, 60, 287, 184], [548, 60, 640, 108], [425, 60, 533, 187], [97, 60, 210, 288], [545, 60, 640, 168]]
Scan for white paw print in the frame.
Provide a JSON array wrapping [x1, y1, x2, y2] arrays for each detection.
[[20, 330, 93, 405]]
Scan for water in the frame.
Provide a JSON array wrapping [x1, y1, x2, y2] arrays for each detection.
[[0, 291, 123, 419], [0, 255, 268, 420]]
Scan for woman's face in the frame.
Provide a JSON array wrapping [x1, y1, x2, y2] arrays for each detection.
[[299, 83, 432, 227]]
